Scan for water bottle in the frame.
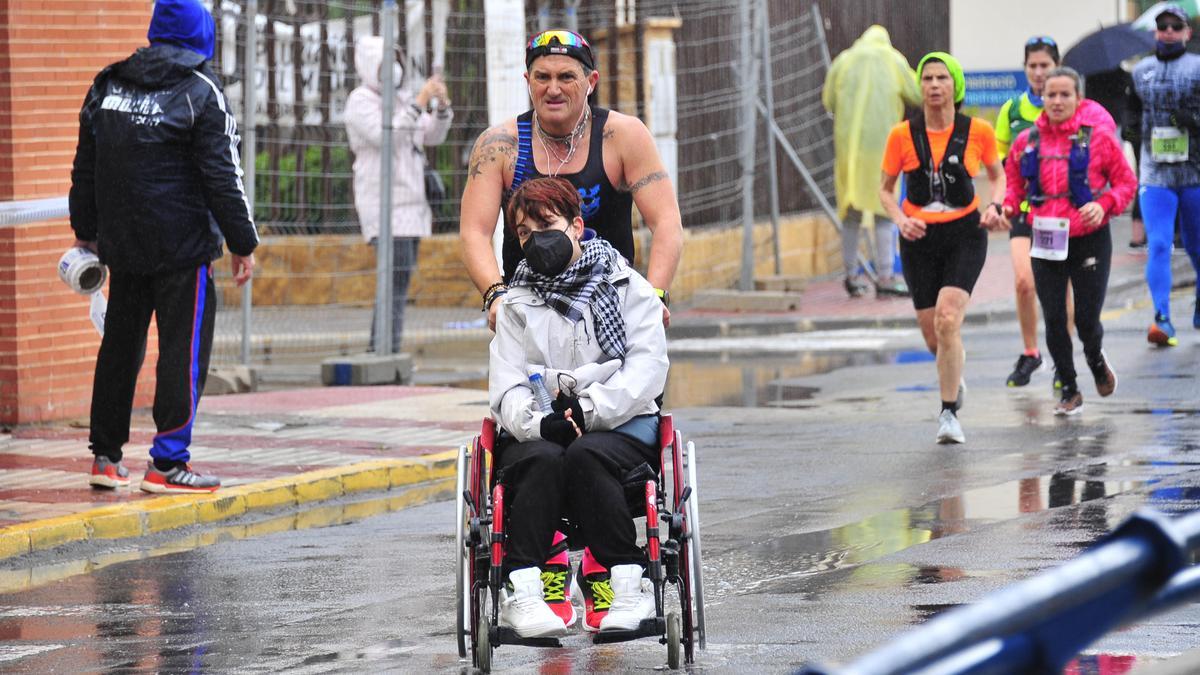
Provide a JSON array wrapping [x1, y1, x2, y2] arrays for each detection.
[[529, 373, 554, 412]]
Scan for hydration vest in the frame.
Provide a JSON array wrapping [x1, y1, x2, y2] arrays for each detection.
[[1004, 93, 1037, 140], [906, 113, 975, 209], [1019, 126, 1094, 207]]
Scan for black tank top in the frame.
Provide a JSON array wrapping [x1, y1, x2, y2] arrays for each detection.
[[501, 106, 635, 280]]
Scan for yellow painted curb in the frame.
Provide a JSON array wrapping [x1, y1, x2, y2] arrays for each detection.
[[144, 497, 200, 533], [0, 529, 31, 559], [0, 452, 459, 561], [340, 464, 391, 495], [16, 516, 90, 551], [294, 474, 345, 504], [196, 494, 248, 523], [85, 505, 146, 540], [228, 478, 298, 511]]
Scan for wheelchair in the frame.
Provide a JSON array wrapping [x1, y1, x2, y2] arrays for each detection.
[[455, 414, 706, 672]]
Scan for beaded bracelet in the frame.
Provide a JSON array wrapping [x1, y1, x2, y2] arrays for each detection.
[[482, 283, 508, 312]]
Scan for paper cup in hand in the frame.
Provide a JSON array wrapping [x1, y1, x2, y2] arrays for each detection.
[[58, 246, 107, 295]]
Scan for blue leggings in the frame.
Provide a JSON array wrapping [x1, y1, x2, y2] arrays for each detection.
[[1140, 184, 1200, 317]]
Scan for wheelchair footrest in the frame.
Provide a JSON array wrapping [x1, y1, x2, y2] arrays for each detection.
[[493, 626, 563, 648], [591, 617, 663, 644]]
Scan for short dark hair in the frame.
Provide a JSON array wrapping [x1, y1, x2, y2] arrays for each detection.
[[505, 177, 581, 234]]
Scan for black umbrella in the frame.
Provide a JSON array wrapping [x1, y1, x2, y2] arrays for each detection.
[[1064, 23, 1156, 76]]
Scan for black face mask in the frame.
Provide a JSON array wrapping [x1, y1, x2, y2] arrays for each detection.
[[1157, 39, 1187, 59], [522, 229, 575, 277]]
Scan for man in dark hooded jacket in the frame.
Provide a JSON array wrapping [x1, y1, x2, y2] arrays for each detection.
[[70, 0, 258, 494]]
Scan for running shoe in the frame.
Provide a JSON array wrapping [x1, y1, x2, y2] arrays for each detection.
[[89, 456, 130, 489], [875, 278, 911, 298], [1006, 353, 1043, 387], [1087, 351, 1117, 398], [936, 409, 965, 444], [1128, 239, 1147, 251], [1055, 389, 1084, 416], [140, 464, 221, 494], [1148, 313, 1178, 347], [578, 547, 611, 632], [844, 276, 869, 298]]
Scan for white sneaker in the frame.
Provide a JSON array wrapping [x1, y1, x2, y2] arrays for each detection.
[[936, 409, 965, 444], [598, 564, 655, 632], [498, 567, 567, 638]]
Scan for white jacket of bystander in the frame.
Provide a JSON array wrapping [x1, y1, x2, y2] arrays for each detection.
[[345, 36, 453, 241]]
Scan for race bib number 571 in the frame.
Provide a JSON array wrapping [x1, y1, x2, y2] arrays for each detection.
[[1031, 216, 1070, 261]]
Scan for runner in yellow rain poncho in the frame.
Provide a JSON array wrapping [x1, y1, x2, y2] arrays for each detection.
[[822, 25, 921, 298]]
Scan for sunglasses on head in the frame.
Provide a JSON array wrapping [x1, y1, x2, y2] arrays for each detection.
[[1158, 20, 1188, 31], [528, 30, 591, 51], [1026, 36, 1057, 47]]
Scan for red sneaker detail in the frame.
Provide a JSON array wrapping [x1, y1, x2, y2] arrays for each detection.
[[139, 464, 220, 494], [89, 457, 130, 488], [540, 565, 576, 628]]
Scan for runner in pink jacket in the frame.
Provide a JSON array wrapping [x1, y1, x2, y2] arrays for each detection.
[[1002, 67, 1136, 416]]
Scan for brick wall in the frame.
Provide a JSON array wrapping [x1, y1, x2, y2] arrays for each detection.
[[0, 1, 156, 425]]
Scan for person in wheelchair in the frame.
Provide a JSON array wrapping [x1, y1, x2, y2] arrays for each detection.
[[489, 176, 670, 639]]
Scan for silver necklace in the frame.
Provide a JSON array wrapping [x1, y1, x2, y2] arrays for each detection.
[[534, 107, 590, 177]]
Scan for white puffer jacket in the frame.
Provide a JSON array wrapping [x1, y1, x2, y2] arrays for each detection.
[[489, 259, 669, 442], [345, 36, 453, 241]]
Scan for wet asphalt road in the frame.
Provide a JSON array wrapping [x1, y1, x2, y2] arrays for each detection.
[[3, 288, 1200, 673]]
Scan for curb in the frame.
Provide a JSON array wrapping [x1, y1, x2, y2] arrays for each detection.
[[0, 450, 458, 562], [668, 260, 1196, 341]]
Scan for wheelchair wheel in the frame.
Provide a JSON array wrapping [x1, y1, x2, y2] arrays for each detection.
[[666, 610, 682, 670], [474, 594, 492, 673], [685, 440, 707, 651], [455, 444, 469, 658]]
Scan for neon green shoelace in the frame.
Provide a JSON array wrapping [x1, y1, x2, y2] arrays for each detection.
[[587, 578, 614, 610], [541, 569, 568, 602]]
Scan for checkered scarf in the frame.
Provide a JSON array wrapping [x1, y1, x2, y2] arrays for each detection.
[[510, 238, 626, 360]]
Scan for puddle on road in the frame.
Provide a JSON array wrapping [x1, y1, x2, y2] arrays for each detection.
[[734, 467, 1146, 597], [664, 350, 929, 408]]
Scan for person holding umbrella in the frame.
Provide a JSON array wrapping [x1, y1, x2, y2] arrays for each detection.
[[1127, 3, 1200, 345]]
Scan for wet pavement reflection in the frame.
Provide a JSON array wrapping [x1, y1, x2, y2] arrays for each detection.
[[664, 350, 934, 408], [720, 431, 1172, 599]]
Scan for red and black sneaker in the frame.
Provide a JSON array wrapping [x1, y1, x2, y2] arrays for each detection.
[[542, 530, 577, 628], [140, 464, 220, 494], [578, 547, 612, 632], [89, 456, 130, 489]]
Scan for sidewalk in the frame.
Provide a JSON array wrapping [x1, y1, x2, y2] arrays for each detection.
[[2, 217, 1192, 561], [0, 386, 488, 560], [669, 216, 1195, 338]]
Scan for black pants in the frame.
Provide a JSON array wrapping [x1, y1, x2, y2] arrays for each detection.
[[89, 265, 216, 464], [495, 431, 657, 574], [1031, 227, 1112, 391]]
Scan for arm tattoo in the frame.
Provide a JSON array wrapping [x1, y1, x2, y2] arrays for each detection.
[[602, 126, 615, 141], [621, 170, 668, 195], [467, 129, 518, 180]]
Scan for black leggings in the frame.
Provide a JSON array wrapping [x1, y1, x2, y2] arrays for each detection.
[[1031, 226, 1112, 391], [495, 431, 657, 574]]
